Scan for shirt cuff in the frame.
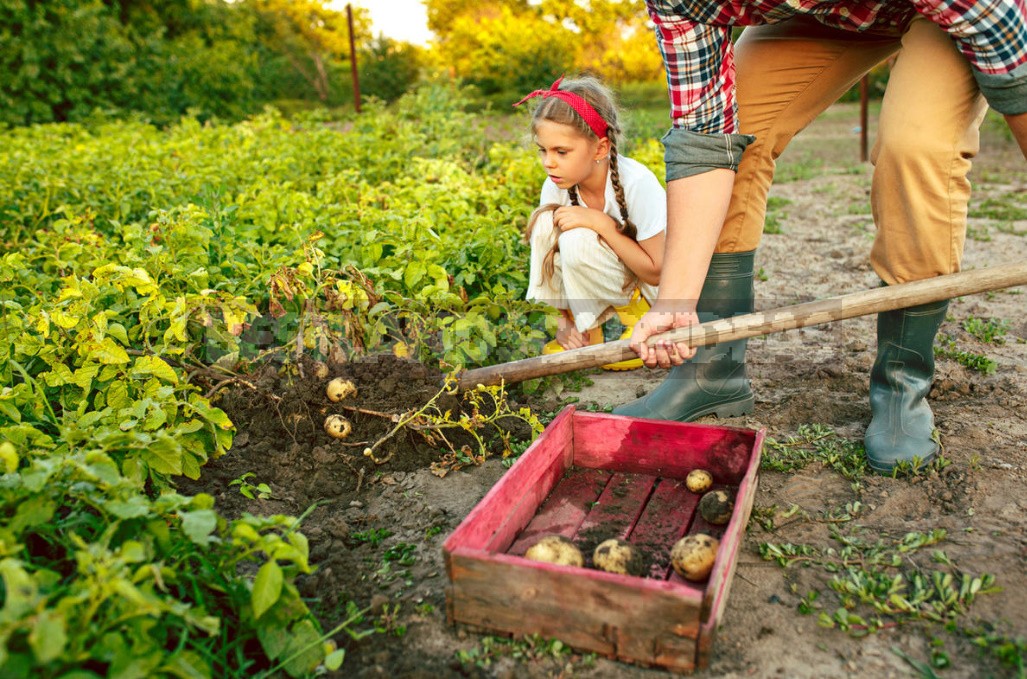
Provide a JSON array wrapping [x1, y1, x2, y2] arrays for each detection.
[[662, 128, 756, 182], [974, 62, 1027, 116]]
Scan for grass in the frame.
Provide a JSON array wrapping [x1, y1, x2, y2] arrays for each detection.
[[761, 423, 868, 483], [455, 633, 593, 671]]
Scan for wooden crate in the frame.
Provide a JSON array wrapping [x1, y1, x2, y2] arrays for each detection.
[[443, 406, 764, 674]]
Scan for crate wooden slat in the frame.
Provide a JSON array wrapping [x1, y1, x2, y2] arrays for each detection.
[[444, 406, 764, 674], [506, 467, 611, 555]]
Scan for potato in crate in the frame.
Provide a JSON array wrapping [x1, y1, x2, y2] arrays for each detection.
[[443, 405, 764, 674]]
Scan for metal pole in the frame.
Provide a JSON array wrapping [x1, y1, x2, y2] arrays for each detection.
[[859, 74, 869, 162], [347, 4, 361, 113]]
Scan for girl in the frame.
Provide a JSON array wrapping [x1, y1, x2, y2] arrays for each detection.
[[516, 75, 666, 371]]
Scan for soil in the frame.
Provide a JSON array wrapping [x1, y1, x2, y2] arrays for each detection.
[[179, 106, 1027, 679]]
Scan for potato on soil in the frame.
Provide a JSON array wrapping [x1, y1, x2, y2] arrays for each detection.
[[323, 414, 352, 439], [524, 535, 584, 567], [698, 489, 734, 525], [325, 377, 357, 402], [670, 533, 719, 581], [686, 468, 713, 494], [592, 538, 644, 576]]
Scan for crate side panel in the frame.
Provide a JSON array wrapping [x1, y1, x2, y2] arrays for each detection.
[[701, 430, 764, 625], [444, 407, 574, 555], [448, 551, 702, 669], [483, 454, 577, 554], [571, 413, 755, 483], [506, 467, 612, 556]]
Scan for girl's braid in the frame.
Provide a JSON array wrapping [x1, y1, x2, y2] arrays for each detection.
[[607, 139, 637, 241]]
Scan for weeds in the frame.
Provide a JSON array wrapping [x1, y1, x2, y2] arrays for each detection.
[[455, 634, 586, 670], [350, 528, 393, 546], [759, 526, 999, 637], [962, 316, 1008, 344], [229, 471, 273, 500], [935, 334, 998, 375], [762, 423, 867, 482]]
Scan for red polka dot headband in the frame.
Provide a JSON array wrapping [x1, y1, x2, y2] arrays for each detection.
[[513, 76, 609, 139]]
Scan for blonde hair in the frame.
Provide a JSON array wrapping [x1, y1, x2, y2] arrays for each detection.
[[524, 75, 636, 290]]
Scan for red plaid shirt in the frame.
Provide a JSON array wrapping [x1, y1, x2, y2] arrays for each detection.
[[648, 0, 1027, 133]]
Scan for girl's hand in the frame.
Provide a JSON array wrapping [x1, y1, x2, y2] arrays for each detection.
[[555, 315, 592, 350], [629, 306, 699, 368], [553, 206, 614, 235]]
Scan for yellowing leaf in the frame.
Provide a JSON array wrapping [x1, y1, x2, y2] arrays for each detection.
[[131, 355, 179, 384], [252, 560, 283, 620], [0, 442, 18, 474], [393, 341, 410, 358]]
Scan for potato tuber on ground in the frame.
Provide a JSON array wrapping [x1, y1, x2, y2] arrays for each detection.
[[324, 414, 353, 439], [326, 377, 357, 402]]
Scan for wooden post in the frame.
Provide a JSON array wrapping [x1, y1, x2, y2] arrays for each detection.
[[347, 4, 361, 113], [859, 74, 869, 162]]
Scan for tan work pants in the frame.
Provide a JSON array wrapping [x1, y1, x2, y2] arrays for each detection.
[[720, 16, 989, 284]]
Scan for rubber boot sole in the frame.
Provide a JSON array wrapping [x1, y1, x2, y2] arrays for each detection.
[[681, 393, 755, 421]]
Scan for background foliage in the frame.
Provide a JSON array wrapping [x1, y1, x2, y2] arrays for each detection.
[[0, 0, 673, 127]]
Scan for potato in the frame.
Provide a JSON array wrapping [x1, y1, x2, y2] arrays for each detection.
[[323, 414, 352, 439], [698, 489, 734, 525], [686, 468, 713, 494], [592, 538, 644, 576], [524, 535, 583, 567], [326, 377, 357, 402], [670, 533, 719, 581], [311, 361, 330, 379]]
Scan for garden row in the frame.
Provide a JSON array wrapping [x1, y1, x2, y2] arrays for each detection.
[[0, 84, 668, 676]]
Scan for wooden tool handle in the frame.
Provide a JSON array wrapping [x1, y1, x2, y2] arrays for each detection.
[[457, 262, 1027, 389]]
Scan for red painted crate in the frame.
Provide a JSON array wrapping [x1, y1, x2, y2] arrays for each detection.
[[443, 406, 765, 674]]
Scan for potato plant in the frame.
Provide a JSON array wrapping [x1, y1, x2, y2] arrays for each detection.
[[0, 82, 596, 676]]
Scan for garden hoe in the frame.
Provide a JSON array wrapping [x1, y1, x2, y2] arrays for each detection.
[[457, 261, 1027, 390]]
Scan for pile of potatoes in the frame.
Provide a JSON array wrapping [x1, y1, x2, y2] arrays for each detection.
[[322, 378, 358, 440], [523, 468, 736, 583], [523, 535, 643, 576]]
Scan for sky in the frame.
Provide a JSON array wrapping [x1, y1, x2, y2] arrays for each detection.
[[334, 0, 434, 46]]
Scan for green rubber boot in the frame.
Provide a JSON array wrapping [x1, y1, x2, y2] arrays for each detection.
[[613, 251, 756, 422], [864, 299, 949, 474]]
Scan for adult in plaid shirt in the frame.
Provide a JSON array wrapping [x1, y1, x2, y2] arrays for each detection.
[[615, 0, 1027, 473]]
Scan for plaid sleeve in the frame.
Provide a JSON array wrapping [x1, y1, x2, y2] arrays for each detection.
[[913, 0, 1027, 114], [647, 4, 740, 134]]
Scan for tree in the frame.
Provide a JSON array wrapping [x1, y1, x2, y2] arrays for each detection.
[[359, 37, 422, 103], [422, 0, 662, 94], [245, 0, 370, 102], [537, 0, 663, 82], [0, 0, 260, 126], [426, 2, 572, 96]]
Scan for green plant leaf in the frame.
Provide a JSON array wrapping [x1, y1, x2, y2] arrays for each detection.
[[252, 560, 283, 620], [179, 509, 217, 547]]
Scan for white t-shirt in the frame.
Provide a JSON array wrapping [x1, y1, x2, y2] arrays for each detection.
[[538, 155, 666, 242]]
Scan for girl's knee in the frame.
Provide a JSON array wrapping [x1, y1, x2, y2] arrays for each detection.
[[557, 229, 603, 266]]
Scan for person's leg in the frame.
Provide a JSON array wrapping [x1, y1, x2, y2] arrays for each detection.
[[616, 20, 898, 421], [864, 17, 989, 473]]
